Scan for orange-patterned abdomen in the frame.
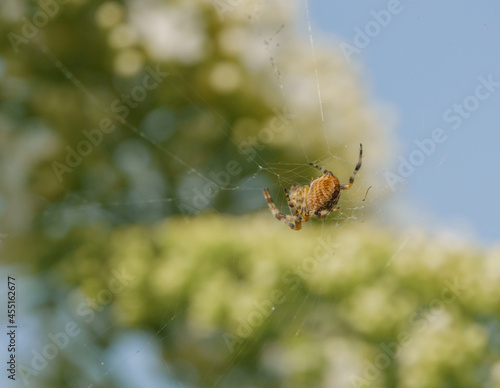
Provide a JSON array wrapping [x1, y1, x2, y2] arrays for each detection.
[[306, 173, 340, 212]]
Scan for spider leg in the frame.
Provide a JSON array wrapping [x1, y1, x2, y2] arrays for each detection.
[[263, 189, 302, 230], [309, 162, 332, 175], [284, 189, 300, 215], [341, 143, 363, 190], [299, 190, 309, 222]]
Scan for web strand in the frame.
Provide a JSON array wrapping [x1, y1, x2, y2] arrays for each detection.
[[261, 23, 310, 163], [304, 0, 332, 155], [39, 43, 218, 187], [24, 3, 377, 386]]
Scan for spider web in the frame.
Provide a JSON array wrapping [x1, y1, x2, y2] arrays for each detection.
[[35, 0, 387, 241], [9, 1, 392, 387]]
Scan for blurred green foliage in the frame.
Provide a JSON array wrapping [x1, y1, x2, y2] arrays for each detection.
[[12, 214, 500, 387], [1, 0, 499, 388], [0, 0, 388, 234]]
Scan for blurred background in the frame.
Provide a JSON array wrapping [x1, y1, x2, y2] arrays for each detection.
[[0, 0, 499, 387]]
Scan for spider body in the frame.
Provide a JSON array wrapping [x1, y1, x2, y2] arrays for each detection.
[[307, 172, 341, 216], [263, 144, 362, 230]]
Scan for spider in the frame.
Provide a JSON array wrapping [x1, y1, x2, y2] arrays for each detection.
[[263, 144, 363, 230]]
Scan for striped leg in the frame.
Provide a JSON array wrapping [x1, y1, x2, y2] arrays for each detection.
[[284, 189, 300, 215], [263, 189, 302, 230], [298, 191, 309, 222], [341, 143, 363, 190], [309, 162, 332, 175]]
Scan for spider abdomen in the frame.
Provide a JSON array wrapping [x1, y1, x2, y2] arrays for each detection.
[[307, 173, 340, 212]]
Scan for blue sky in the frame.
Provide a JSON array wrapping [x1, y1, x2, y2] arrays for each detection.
[[309, 0, 500, 244]]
